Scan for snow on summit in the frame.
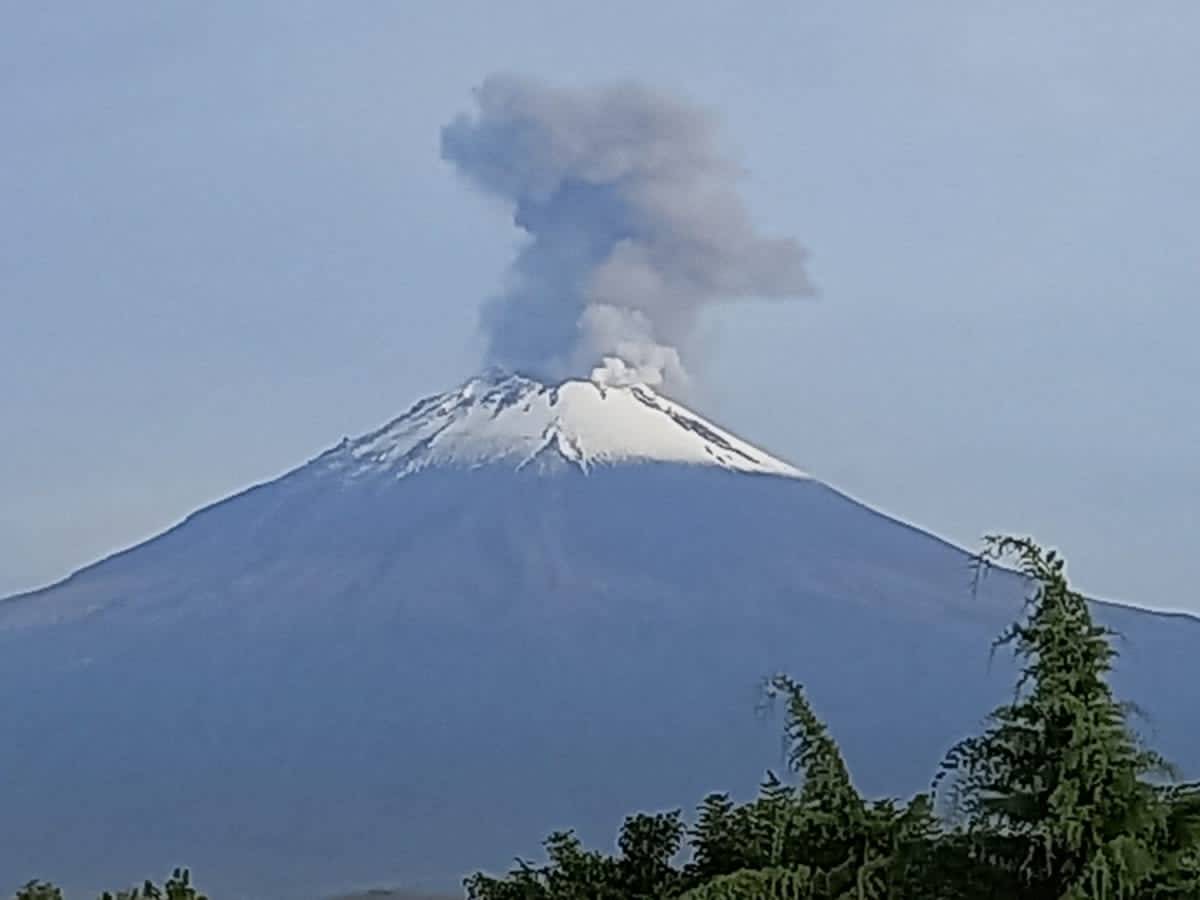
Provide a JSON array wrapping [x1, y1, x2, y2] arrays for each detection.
[[323, 371, 805, 479]]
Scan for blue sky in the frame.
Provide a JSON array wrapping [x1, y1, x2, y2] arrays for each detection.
[[3, 2, 1197, 612]]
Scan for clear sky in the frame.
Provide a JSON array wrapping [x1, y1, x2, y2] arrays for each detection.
[[3, 2, 1197, 612]]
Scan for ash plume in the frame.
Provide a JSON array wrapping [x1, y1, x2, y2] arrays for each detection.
[[440, 74, 813, 390]]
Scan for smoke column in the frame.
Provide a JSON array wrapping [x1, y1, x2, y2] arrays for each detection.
[[441, 75, 813, 390]]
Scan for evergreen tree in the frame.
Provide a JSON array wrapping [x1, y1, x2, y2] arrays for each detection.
[[682, 675, 938, 899], [616, 811, 685, 898], [678, 866, 814, 900], [12, 868, 205, 900], [688, 792, 748, 880], [465, 815, 684, 900], [14, 883, 62, 900], [937, 535, 1200, 899]]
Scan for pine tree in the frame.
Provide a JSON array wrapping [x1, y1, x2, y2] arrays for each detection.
[[678, 866, 814, 900], [465, 828, 627, 899], [937, 535, 1200, 899], [688, 793, 746, 880], [616, 811, 686, 898], [681, 675, 939, 899], [764, 673, 865, 883], [14, 883, 62, 900]]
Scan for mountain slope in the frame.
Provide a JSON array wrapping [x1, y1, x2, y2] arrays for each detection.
[[2, 375, 1197, 898]]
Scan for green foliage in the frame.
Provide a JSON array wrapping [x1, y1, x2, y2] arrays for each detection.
[[15, 883, 62, 900], [97, 867, 206, 900], [464, 813, 684, 900], [937, 536, 1200, 898], [11, 869, 205, 900], [467, 537, 1200, 900], [466, 675, 942, 899], [678, 866, 813, 900]]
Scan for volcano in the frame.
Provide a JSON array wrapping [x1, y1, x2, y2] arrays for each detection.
[[3, 372, 1197, 898]]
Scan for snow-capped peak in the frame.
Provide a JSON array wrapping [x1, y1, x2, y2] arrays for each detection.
[[322, 371, 805, 480]]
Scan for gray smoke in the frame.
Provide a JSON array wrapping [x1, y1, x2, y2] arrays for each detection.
[[441, 75, 813, 390]]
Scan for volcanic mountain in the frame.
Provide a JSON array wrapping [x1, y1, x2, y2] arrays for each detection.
[[2, 372, 1197, 898]]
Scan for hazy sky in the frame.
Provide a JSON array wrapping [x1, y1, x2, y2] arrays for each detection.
[[3, 2, 1197, 612]]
